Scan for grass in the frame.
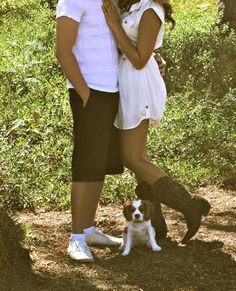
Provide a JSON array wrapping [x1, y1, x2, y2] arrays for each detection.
[[0, 0, 235, 210]]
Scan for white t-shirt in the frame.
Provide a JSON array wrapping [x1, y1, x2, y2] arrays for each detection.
[[56, 0, 119, 92]]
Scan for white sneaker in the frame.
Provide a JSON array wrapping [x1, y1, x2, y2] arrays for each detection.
[[67, 240, 94, 262], [86, 228, 122, 246]]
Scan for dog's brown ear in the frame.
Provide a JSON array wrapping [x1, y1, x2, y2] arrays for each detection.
[[123, 205, 132, 221], [143, 200, 155, 221]]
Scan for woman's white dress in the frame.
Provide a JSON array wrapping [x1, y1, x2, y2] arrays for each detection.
[[114, 0, 167, 130]]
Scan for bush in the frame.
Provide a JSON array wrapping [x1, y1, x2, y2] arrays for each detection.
[[163, 22, 236, 99], [155, 13, 236, 189]]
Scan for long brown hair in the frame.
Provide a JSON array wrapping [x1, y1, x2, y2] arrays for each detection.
[[118, 0, 175, 28]]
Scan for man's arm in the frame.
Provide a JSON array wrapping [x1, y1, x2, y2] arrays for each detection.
[[154, 52, 167, 77], [56, 16, 90, 107]]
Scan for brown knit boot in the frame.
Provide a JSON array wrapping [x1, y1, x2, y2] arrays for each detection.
[[135, 182, 168, 239], [152, 176, 211, 244]]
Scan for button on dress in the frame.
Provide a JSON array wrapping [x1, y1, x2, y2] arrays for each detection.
[[114, 0, 167, 129]]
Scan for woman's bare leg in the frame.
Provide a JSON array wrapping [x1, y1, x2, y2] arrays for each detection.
[[120, 120, 166, 185]]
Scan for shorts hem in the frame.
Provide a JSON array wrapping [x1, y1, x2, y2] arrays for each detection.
[[106, 167, 124, 175], [71, 167, 124, 182], [72, 178, 105, 182]]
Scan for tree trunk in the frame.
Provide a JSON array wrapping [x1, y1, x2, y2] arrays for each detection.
[[218, 0, 236, 29]]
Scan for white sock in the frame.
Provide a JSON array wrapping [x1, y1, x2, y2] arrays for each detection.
[[70, 233, 86, 242], [84, 226, 96, 236]]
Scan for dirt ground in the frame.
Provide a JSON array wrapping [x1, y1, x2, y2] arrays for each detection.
[[4, 186, 236, 291]]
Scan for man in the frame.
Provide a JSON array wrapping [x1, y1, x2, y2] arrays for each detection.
[[56, 0, 166, 262]]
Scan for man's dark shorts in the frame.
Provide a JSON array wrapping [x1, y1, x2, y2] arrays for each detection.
[[69, 88, 124, 182]]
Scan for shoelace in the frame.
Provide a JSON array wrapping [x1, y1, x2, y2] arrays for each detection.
[[95, 230, 107, 237], [73, 241, 89, 252]]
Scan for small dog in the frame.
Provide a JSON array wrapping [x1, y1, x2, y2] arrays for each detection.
[[119, 199, 162, 256]]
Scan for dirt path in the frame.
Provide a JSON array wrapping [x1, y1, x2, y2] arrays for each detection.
[[5, 186, 236, 290]]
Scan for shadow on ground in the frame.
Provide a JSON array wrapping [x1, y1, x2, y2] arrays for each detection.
[[6, 238, 235, 291], [2, 186, 236, 290]]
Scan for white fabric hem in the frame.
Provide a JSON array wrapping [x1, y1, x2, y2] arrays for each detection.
[[56, 8, 82, 23], [114, 117, 161, 130]]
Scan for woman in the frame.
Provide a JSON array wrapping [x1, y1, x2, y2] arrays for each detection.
[[102, 0, 211, 244]]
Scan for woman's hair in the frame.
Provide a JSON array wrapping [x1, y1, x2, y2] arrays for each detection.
[[118, 0, 175, 28]]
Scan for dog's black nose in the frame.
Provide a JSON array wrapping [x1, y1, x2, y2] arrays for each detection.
[[135, 214, 140, 219]]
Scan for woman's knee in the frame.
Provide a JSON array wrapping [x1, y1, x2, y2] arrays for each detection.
[[121, 153, 144, 171]]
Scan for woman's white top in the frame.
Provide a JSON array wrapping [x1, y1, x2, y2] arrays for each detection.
[[56, 0, 119, 92], [114, 0, 167, 129]]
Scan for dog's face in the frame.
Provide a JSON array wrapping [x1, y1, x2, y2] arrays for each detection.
[[123, 200, 154, 223]]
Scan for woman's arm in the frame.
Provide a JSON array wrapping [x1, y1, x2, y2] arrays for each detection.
[[56, 16, 90, 107], [102, 0, 161, 70]]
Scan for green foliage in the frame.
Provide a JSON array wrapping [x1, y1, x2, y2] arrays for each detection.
[[148, 88, 236, 189], [0, 0, 70, 210], [155, 9, 236, 189], [163, 16, 236, 98], [0, 0, 235, 210], [40, 0, 57, 10]]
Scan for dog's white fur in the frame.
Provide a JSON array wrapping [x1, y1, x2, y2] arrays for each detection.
[[119, 200, 161, 256]]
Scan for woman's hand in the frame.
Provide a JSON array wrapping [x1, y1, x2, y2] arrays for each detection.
[[102, 0, 121, 32]]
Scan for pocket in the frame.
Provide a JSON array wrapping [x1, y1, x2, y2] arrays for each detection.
[[69, 88, 83, 105], [83, 88, 94, 110]]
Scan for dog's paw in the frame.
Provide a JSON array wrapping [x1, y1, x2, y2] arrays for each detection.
[[119, 244, 125, 251], [122, 250, 130, 256], [152, 245, 162, 252]]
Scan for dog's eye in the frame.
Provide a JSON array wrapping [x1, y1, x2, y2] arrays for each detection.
[[131, 207, 135, 213], [139, 207, 144, 213]]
